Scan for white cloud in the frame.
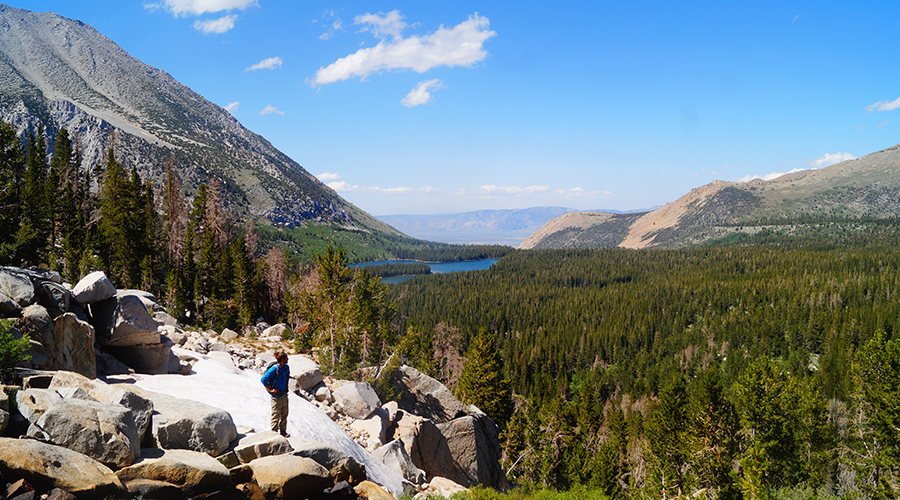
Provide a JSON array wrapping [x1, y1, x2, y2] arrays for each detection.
[[354, 10, 407, 40], [317, 10, 344, 41], [224, 101, 239, 112], [808, 152, 855, 168], [317, 172, 342, 182], [150, 0, 258, 16], [259, 105, 285, 116], [878, 119, 890, 128], [194, 15, 236, 34], [311, 13, 496, 86], [246, 57, 283, 72], [401, 79, 445, 107], [735, 153, 855, 183], [737, 168, 809, 183], [865, 96, 900, 112], [480, 185, 550, 194]]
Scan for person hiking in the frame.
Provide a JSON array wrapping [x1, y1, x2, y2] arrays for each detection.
[[261, 351, 290, 436]]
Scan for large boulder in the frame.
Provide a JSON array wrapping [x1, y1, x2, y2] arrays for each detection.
[[0, 437, 125, 497], [436, 407, 508, 490], [287, 437, 367, 484], [372, 438, 426, 485], [354, 480, 396, 500], [91, 293, 161, 347], [0, 269, 35, 307], [105, 336, 174, 374], [37, 281, 71, 319], [0, 291, 21, 315], [71, 270, 116, 305], [261, 323, 288, 340], [245, 454, 331, 500], [26, 398, 141, 469], [391, 365, 466, 424], [17, 304, 52, 342], [333, 382, 381, 420], [49, 372, 155, 443], [129, 387, 238, 456], [287, 355, 323, 391], [115, 448, 231, 496], [48, 313, 96, 378], [392, 411, 467, 486], [15, 388, 63, 423], [233, 431, 294, 464]]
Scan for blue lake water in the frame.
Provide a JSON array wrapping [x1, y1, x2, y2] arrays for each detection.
[[354, 258, 499, 284]]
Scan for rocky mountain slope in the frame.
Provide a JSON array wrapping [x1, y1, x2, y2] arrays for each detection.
[[0, 4, 396, 235], [521, 143, 900, 250]]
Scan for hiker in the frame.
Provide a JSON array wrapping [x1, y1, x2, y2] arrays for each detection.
[[261, 351, 290, 436]]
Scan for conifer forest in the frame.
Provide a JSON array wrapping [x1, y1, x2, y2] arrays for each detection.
[[2, 122, 900, 499]]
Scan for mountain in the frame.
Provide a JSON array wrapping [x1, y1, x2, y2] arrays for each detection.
[[520, 143, 900, 250], [378, 206, 654, 246], [0, 4, 397, 236], [377, 207, 580, 245]]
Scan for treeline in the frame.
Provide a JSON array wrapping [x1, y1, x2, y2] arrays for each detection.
[[391, 237, 900, 497], [359, 262, 431, 278], [0, 122, 411, 379], [0, 124, 290, 330], [384, 244, 512, 263]]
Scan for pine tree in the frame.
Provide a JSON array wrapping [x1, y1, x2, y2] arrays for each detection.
[[457, 328, 514, 432], [849, 330, 900, 499], [688, 368, 742, 500], [645, 375, 691, 497], [17, 127, 51, 266], [0, 122, 25, 262]]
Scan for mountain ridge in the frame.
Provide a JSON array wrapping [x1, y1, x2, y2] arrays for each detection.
[[0, 4, 398, 236], [521, 143, 900, 250]]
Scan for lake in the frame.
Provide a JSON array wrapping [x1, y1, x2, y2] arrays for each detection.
[[354, 258, 499, 284]]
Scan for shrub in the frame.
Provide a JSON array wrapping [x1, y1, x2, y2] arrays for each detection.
[[0, 318, 31, 373]]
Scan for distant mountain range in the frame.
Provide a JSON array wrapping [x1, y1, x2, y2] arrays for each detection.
[[520, 144, 900, 250], [379, 206, 653, 246], [0, 4, 396, 236]]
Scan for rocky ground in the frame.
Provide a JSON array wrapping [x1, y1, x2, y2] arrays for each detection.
[[0, 266, 506, 499]]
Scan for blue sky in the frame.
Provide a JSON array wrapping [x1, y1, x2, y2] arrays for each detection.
[[23, 1, 900, 215]]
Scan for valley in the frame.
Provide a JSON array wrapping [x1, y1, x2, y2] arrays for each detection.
[[0, 3, 899, 500]]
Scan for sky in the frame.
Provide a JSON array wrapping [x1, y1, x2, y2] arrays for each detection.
[[21, 1, 900, 215]]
